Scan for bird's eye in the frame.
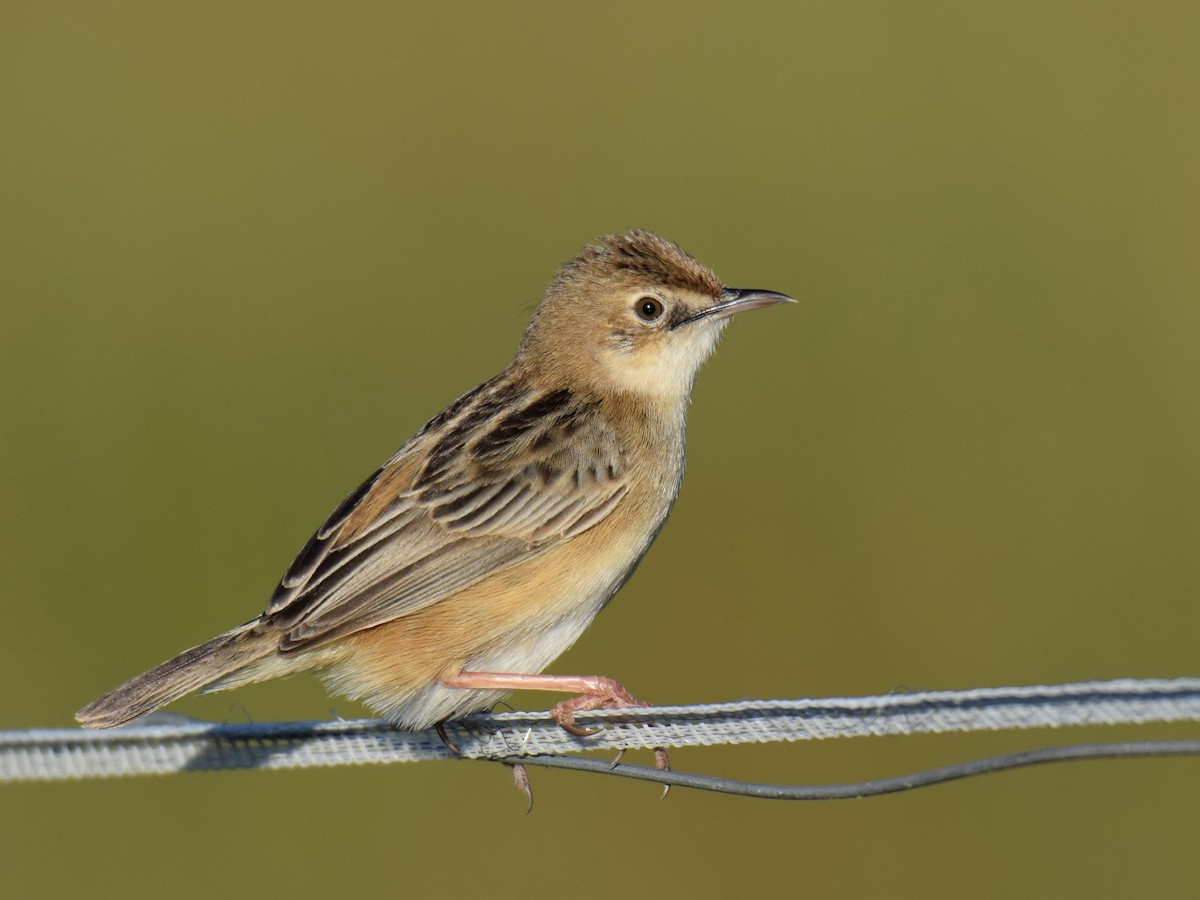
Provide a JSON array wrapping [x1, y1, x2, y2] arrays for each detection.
[[636, 296, 664, 322]]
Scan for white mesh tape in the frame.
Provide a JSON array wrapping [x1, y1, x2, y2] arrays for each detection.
[[4, 677, 1199, 782]]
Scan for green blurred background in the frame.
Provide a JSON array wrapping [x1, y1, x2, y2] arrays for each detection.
[[3, 2, 1198, 897]]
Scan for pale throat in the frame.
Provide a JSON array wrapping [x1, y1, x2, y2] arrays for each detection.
[[596, 323, 724, 408]]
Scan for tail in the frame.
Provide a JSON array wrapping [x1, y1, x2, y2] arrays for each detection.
[[75, 620, 276, 729]]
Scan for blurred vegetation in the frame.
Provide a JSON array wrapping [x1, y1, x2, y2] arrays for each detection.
[[2, 2, 1198, 898]]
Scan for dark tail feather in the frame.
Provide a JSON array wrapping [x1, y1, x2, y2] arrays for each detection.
[[75, 621, 272, 729]]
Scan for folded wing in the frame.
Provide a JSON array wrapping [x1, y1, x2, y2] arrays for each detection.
[[262, 378, 628, 651]]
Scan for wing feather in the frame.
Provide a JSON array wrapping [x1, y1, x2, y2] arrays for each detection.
[[261, 379, 629, 652]]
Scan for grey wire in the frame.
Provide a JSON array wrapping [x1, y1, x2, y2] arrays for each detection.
[[4, 677, 1200, 785], [497, 739, 1200, 799]]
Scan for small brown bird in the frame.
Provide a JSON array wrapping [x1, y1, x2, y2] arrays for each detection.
[[76, 229, 793, 737]]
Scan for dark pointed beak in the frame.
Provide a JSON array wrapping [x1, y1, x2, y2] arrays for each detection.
[[672, 288, 797, 329]]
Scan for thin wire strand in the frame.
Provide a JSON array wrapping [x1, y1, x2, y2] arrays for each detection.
[[499, 740, 1200, 799]]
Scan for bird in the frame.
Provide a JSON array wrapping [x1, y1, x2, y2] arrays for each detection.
[[76, 229, 794, 740]]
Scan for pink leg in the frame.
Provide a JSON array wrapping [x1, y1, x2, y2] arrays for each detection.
[[439, 670, 671, 781], [438, 671, 647, 735]]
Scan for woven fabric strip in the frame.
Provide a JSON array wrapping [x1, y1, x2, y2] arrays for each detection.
[[4, 677, 1199, 782]]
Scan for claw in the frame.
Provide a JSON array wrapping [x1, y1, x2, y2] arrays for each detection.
[[435, 721, 460, 756], [556, 717, 602, 737], [655, 748, 671, 799], [512, 763, 533, 813]]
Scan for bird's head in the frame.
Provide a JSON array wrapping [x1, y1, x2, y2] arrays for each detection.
[[519, 229, 794, 404]]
